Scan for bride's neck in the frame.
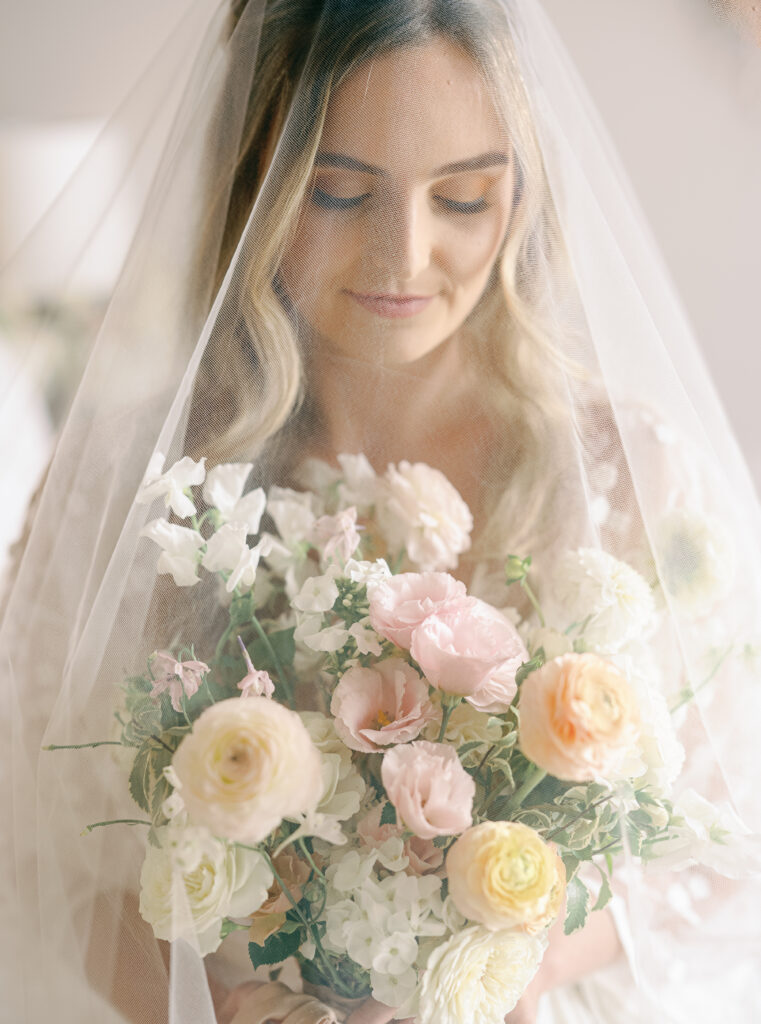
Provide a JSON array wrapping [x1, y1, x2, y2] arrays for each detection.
[[307, 332, 482, 467]]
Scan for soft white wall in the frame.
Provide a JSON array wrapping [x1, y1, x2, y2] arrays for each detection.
[[542, 0, 761, 486]]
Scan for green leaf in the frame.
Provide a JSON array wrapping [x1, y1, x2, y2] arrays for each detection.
[[380, 802, 397, 826], [592, 871, 613, 913], [251, 628, 296, 674], [458, 741, 485, 757], [249, 929, 303, 968], [128, 745, 153, 813], [564, 876, 590, 935], [515, 653, 544, 688]]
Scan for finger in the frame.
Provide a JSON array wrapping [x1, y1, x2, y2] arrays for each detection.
[[344, 997, 401, 1024]]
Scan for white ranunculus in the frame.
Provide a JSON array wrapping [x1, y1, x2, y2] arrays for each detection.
[[377, 461, 473, 572], [656, 508, 736, 617], [203, 463, 265, 535], [138, 826, 272, 955], [418, 925, 546, 1024], [140, 519, 205, 586], [555, 548, 657, 652], [137, 453, 206, 520], [172, 697, 323, 843]]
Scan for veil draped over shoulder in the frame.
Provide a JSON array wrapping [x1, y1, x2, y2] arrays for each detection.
[[1, 2, 760, 1023]]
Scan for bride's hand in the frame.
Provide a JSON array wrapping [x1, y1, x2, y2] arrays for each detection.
[[344, 998, 414, 1024]]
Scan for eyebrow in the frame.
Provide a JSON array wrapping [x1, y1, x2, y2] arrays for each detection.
[[313, 151, 510, 177]]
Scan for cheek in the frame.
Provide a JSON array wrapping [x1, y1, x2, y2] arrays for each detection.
[[441, 210, 511, 290], [280, 211, 359, 301]]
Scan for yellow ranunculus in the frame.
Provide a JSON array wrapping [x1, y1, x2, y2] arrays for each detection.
[[446, 821, 565, 933]]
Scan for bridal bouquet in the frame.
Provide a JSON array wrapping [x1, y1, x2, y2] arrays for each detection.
[[49, 452, 748, 1024]]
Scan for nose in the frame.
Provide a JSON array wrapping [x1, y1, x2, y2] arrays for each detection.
[[373, 191, 432, 283]]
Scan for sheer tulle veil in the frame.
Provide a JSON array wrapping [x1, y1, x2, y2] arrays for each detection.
[[1, 2, 760, 1022]]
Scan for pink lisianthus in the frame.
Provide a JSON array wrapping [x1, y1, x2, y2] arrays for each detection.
[[410, 596, 528, 713], [381, 740, 475, 840], [358, 805, 444, 876], [368, 571, 467, 649], [149, 651, 209, 712], [330, 658, 437, 753], [236, 636, 275, 699]]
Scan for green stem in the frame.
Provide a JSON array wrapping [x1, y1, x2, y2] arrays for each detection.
[[521, 579, 546, 628], [250, 614, 294, 705], [298, 839, 326, 881], [81, 818, 152, 834], [670, 644, 734, 714], [545, 792, 615, 841], [254, 848, 346, 995], [503, 765, 547, 815], [437, 696, 462, 743], [44, 740, 121, 751], [215, 622, 235, 663]]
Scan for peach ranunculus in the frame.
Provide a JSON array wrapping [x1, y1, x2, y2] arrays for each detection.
[[381, 740, 475, 840], [367, 571, 467, 649], [446, 821, 566, 934], [330, 658, 437, 753], [171, 697, 323, 844], [249, 849, 312, 947], [410, 596, 528, 713], [357, 804, 444, 876], [518, 652, 639, 782]]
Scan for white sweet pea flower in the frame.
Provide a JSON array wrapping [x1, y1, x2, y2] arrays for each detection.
[[202, 524, 271, 592], [313, 507, 362, 567], [653, 790, 761, 878], [293, 573, 340, 613], [203, 463, 265, 534], [140, 519, 205, 586], [267, 486, 317, 546], [137, 453, 206, 520], [555, 548, 657, 652]]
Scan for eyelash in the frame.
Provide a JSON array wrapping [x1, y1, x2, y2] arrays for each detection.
[[309, 187, 489, 215]]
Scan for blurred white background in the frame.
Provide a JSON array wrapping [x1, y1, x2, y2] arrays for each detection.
[[0, 0, 759, 576]]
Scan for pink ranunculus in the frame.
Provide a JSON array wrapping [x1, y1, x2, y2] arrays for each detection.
[[330, 658, 437, 753], [368, 571, 467, 649], [358, 804, 444, 876], [149, 651, 210, 712], [410, 596, 528, 713], [381, 740, 475, 840]]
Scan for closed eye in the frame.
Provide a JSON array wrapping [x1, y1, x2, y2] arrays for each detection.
[[310, 186, 370, 211], [435, 196, 489, 215]]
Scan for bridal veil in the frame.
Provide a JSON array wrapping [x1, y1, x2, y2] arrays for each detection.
[[1, 1, 760, 1021]]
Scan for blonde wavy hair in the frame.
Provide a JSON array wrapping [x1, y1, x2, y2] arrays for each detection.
[[185, 0, 591, 566]]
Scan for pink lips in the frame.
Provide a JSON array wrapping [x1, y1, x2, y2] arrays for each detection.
[[347, 290, 434, 319]]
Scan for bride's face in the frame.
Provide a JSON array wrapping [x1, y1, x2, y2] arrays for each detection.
[[279, 37, 514, 367]]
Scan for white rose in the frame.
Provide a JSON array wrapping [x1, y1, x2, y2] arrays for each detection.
[[554, 548, 656, 652], [172, 697, 323, 843], [377, 461, 473, 572], [418, 926, 546, 1024], [138, 826, 272, 955]]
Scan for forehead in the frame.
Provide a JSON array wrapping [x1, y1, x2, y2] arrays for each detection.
[[319, 37, 507, 177]]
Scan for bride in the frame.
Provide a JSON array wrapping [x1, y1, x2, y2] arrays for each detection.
[[2, 1, 760, 1022]]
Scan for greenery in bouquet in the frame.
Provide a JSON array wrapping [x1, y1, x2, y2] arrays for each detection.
[[47, 452, 754, 1024]]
